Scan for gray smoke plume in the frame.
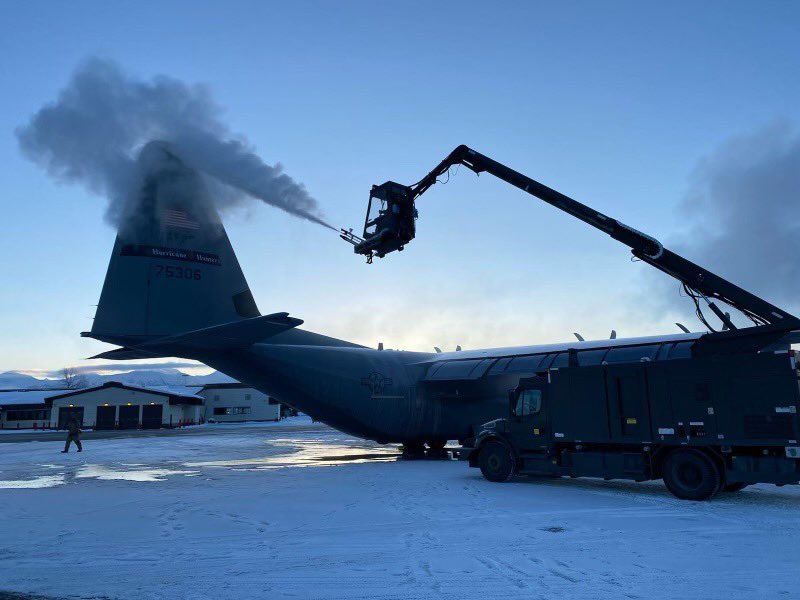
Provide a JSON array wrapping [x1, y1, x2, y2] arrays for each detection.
[[667, 122, 800, 316], [15, 58, 335, 230]]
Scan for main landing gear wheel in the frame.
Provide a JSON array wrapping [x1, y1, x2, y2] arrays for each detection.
[[479, 441, 515, 482], [662, 449, 722, 500], [426, 439, 447, 451], [401, 442, 425, 457]]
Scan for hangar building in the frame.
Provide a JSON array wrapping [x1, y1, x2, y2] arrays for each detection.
[[47, 382, 205, 429], [0, 382, 281, 430], [0, 390, 55, 429]]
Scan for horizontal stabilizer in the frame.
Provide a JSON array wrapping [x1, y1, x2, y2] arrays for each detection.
[[89, 347, 163, 360], [138, 312, 303, 353], [88, 312, 304, 361]]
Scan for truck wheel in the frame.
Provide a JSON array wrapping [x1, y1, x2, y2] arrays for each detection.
[[479, 441, 515, 482], [723, 482, 748, 493], [662, 449, 721, 500]]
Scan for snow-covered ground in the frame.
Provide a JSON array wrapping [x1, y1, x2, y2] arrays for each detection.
[[1, 422, 799, 600]]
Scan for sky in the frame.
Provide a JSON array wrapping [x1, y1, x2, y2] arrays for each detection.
[[1, 1, 799, 375]]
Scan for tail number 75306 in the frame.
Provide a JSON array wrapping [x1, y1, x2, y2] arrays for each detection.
[[154, 265, 202, 280]]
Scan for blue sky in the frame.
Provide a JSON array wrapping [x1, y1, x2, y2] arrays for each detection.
[[1, 1, 799, 374]]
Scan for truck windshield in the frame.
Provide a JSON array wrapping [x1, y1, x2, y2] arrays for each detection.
[[514, 389, 542, 417]]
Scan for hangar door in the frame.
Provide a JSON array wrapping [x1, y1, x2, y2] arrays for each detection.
[[118, 405, 140, 429], [95, 405, 116, 430], [58, 406, 84, 430], [141, 404, 163, 429]]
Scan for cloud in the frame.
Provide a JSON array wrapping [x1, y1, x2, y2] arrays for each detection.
[[652, 122, 800, 327]]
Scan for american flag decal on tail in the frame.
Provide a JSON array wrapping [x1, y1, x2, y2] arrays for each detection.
[[163, 208, 200, 230]]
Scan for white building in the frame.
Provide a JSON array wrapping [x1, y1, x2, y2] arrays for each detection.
[[0, 382, 282, 430], [0, 382, 204, 430], [0, 390, 58, 429], [199, 383, 281, 423]]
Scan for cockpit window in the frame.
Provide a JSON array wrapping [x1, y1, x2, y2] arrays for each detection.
[[506, 354, 546, 373], [426, 359, 492, 380], [487, 357, 512, 375], [578, 349, 608, 365], [604, 344, 659, 364]]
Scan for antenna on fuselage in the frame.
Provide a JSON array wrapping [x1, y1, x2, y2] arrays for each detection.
[[610, 330, 617, 339], [573, 333, 585, 342], [675, 322, 690, 333], [434, 347, 442, 353]]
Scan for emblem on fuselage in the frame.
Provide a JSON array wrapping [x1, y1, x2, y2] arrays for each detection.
[[361, 371, 393, 395]]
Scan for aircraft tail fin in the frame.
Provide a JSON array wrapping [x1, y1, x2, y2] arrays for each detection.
[[85, 142, 260, 347]]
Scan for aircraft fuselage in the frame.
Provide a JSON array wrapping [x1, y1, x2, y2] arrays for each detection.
[[200, 331, 703, 444]]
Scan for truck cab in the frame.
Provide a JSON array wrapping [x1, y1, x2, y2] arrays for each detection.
[[466, 353, 800, 500]]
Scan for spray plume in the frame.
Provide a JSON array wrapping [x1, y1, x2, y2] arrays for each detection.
[[16, 58, 335, 230], [660, 122, 800, 319]]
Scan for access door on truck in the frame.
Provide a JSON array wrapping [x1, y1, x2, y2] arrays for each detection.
[[605, 364, 651, 442]]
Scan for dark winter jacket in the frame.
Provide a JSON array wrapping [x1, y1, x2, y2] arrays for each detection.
[[67, 420, 81, 436]]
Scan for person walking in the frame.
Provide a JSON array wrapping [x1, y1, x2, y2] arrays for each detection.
[[61, 417, 82, 453]]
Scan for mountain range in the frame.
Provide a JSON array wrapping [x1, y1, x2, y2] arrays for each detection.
[[0, 368, 236, 391]]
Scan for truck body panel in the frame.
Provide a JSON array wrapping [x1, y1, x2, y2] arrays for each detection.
[[467, 352, 800, 496]]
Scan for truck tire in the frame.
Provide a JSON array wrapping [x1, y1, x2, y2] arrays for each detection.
[[723, 482, 748, 493], [479, 440, 515, 482], [662, 449, 721, 500]]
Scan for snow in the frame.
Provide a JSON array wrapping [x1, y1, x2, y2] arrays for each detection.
[[1, 424, 799, 599], [0, 389, 61, 406]]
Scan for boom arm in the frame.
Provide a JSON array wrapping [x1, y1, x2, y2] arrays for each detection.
[[343, 145, 799, 332]]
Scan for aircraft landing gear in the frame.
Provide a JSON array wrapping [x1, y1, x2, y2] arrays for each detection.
[[401, 442, 426, 458], [426, 439, 447, 451]]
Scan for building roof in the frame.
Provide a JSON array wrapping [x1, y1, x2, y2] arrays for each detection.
[[0, 389, 63, 408], [45, 382, 204, 406]]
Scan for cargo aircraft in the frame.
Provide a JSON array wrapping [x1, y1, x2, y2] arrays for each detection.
[[84, 142, 799, 450]]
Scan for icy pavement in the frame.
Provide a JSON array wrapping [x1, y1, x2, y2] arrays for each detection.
[[1, 423, 799, 600]]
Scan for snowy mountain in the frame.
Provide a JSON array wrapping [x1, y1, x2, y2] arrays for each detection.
[[0, 369, 236, 390], [0, 371, 61, 390]]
